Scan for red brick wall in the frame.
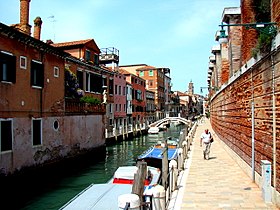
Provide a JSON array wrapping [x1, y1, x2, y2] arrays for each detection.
[[241, 0, 258, 64], [210, 49, 280, 192], [272, 0, 280, 29], [221, 59, 229, 85]]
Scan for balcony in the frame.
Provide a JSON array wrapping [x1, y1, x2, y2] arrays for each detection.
[[99, 47, 119, 65], [65, 98, 106, 115]]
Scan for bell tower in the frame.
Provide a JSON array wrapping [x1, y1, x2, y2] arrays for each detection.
[[188, 80, 194, 95]]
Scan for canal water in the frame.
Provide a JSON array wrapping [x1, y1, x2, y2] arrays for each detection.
[[12, 124, 184, 210]]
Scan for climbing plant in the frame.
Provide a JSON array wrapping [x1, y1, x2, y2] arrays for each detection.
[[251, 0, 277, 57], [65, 66, 81, 98]]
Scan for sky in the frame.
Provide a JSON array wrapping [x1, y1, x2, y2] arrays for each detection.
[[0, 0, 240, 95]]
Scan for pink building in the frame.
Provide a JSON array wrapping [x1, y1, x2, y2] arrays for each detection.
[[112, 70, 127, 132]]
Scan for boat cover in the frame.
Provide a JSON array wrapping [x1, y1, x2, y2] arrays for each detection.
[[113, 166, 161, 186], [138, 147, 178, 160], [60, 184, 131, 210]]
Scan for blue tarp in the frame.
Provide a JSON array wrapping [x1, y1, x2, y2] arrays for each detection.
[[138, 147, 178, 160]]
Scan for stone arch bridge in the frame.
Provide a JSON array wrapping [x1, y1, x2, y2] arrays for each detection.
[[149, 117, 191, 127]]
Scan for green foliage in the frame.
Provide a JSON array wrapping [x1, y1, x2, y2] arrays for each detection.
[[80, 96, 101, 105], [258, 32, 273, 51], [253, 0, 271, 22], [252, 31, 274, 58]]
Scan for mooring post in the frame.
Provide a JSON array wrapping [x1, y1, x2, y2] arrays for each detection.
[[162, 139, 168, 190], [132, 161, 147, 203]]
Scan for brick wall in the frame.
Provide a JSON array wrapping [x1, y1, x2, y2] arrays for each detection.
[[228, 15, 242, 75], [272, 0, 280, 29], [210, 49, 280, 192], [241, 0, 258, 64], [221, 59, 229, 85]]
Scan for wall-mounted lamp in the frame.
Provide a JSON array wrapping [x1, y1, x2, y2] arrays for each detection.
[[218, 22, 277, 44], [219, 26, 228, 44], [200, 86, 219, 93]]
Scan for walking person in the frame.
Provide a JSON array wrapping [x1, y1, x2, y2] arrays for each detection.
[[200, 129, 213, 160]]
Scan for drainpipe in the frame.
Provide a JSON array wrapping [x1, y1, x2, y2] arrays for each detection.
[[251, 100, 255, 182], [251, 70, 255, 182], [271, 53, 276, 193]]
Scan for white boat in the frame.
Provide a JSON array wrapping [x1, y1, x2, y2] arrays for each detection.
[[148, 127, 160, 134], [60, 166, 161, 210], [111, 165, 161, 186], [60, 183, 130, 210]]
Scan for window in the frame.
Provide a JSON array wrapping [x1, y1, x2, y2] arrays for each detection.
[[20, 56, 27, 69], [139, 71, 144, 77], [32, 119, 42, 146], [53, 120, 59, 131], [119, 86, 121, 95], [115, 104, 118, 112], [31, 60, 44, 87], [0, 51, 16, 83], [123, 87, 126, 96], [77, 70, 84, 90], [102, 76, 107, 88], [0, 119, 12, 152], [109, 79, 113, 95], [149, 70, 153, 76], [85, 72, 102, 93], [85, 50, 91, 62], [115, 85, 118, 94], [86, 72, 90, 92], [54, 66, 59, 77], [136, 90, 142, 100], [94, 54, 99, 65]]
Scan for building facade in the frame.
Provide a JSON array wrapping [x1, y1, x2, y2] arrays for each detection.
[[208, 0, 280, 205], [0, 1, 106, 175]]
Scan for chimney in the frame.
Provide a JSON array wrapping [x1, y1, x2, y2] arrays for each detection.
[[46, 39, 54, 44], [19, 0, 31, 35], [33, 17, 42, 40]]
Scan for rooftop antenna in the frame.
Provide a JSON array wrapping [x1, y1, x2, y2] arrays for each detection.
[[48, 15, 56, 42]]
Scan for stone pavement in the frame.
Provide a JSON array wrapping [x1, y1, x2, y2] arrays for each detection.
[[172, 118, 279, 210]]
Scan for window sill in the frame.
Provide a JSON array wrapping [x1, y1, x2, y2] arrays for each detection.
[[1, 81, 13, 84], [32, 86, 43, 89]]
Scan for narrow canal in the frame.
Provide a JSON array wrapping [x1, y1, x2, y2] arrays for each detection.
[[9, 124, 184, 210]]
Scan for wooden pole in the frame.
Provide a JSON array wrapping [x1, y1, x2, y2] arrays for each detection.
[[162, 139, 168, 190], [132, 161, 147, 203]]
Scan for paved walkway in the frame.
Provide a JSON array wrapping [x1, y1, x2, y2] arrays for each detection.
[[175, 118, 279, 210]]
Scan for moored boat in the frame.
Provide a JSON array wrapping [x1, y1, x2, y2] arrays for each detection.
[[111, 165, 161, 186], [60, 165, 161, 210], [148, 126, 160, 134], [137, 140, 179, 169]]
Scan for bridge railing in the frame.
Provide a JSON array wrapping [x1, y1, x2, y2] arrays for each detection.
[[149, 116, 191, 128]]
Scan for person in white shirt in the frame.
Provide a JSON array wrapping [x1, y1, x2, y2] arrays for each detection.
[[200, 129, 212, 160]]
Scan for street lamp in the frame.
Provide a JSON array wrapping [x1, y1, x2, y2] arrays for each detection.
[[200, 86, 219, 94], [218, 22, 277, 44]]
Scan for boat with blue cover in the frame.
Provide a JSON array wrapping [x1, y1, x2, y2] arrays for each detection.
[[137, 139, 179, 169]]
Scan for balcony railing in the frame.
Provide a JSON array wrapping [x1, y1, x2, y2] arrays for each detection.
[[65, 99, 106, 115]]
